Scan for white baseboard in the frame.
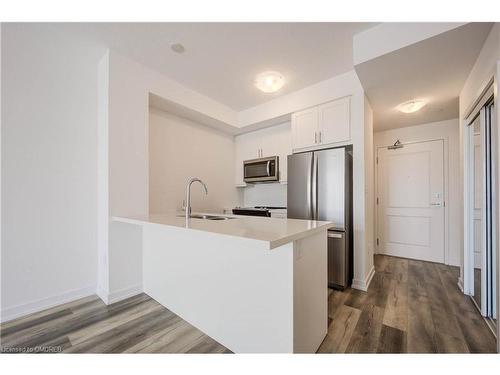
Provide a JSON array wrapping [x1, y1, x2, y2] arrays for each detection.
[[474, 253, 481, 269], [96, 285, 109, 305], [0, 285, 96, 323], [351, 266, 375, 292], [106, 284, 143, 305], [457, 277, 464, 293], [365, 266, 376, 289]]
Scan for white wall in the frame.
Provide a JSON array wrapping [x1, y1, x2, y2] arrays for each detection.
[[374, 118, 461, 267], [149, 108, 239, 214], [103, 51, 243, 302], [1, 24, 106, 321], [106, 50, 239, 220], [364, 96, 375, 279], [238, 71, 361, 128], [353, 23, 465, 65], [96, 51, 110, 302], [351, 81, 373, 291]]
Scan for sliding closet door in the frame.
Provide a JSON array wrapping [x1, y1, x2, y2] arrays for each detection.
[[471, 116, 483, 309], [470, 100, 498, 326], [484, 101, 497, 325]]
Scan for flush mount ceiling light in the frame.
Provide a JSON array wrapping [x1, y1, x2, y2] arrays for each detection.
[[254, 71, 285, 93], [397, 99, 426, 113], [171, 43, 185, 54]]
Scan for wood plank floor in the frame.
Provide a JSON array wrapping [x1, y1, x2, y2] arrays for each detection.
[[1, 255, 496, 353], [318, 255, 497, 353], [0, 293, 230, 353]]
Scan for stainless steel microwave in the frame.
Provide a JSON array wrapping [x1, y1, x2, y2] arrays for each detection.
[[243, 156, 279, 183]]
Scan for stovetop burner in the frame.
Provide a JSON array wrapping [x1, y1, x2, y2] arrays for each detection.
[[254, 206, 287, 210], [232, 206, 286, 217]]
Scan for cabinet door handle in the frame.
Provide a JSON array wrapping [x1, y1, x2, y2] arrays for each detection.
[[315, 132, 317, 144], [319, 131, 322, 143]]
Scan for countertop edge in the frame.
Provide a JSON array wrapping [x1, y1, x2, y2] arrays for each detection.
[[112, 215, 334, 250], [112, 216, 271, 249], [268, 223, 334, 249]]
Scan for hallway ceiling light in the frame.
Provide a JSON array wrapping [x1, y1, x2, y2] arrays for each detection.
[[254, 71, 285, 93], [397, 99, 426, 113]]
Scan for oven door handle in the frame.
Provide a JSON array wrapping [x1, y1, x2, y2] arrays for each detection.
[[266, 160, 271, 176]]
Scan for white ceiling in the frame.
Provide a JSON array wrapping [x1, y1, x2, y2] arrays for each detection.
[[68, 22, 375, 111], [355, 23, 493, 131]]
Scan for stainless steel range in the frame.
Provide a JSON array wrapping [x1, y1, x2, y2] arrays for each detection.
[[232, 206, 286, 217]]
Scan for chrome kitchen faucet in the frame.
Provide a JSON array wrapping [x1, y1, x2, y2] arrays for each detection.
[[185, 178, 208, 220]]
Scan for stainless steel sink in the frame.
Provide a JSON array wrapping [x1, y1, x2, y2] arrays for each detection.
[[178, 214, 236, 220]]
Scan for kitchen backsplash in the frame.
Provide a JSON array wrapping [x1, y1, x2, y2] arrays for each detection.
[[242, 183, 287, 207]]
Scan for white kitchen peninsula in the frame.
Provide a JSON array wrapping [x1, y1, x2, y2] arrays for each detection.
[[113, 213, 333, 353]]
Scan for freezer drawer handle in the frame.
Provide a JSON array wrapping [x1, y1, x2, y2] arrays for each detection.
[[328, 232, 343, 238]]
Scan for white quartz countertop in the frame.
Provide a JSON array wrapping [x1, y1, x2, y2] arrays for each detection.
[[113, 212, 334, 249]]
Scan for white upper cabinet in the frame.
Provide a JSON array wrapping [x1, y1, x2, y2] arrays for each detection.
[[291, 108, 318, 150], [261, 123, 292, 183], [234, 97, 350, 186], [318, 97, 350, 144], [234, 122, 291, 186], [234, 131, 261, 186], [291, 96, 350, 150]]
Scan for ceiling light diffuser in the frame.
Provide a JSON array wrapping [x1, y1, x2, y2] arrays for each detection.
[[255, 71, 285, 93], [397, 99, 426, 113]]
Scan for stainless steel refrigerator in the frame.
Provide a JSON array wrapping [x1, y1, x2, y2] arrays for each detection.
[[287, 146, 353, 289]]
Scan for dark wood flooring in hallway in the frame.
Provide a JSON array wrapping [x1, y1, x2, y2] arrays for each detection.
[[1, 255, 496, 353], [318, 255, 497, 353]]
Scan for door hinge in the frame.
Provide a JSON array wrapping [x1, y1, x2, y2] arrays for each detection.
[[376, 238, 379, 246]]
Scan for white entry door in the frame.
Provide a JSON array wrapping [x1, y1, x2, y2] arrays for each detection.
[[377, 140, 445, 263]]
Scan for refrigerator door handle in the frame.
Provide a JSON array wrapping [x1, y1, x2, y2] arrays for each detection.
[[306, 156, 312, 219], [312, 153, 318, 220]]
